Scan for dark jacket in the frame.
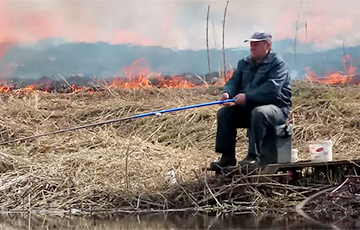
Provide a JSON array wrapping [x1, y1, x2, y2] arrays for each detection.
[[222, 52, 292, 116]]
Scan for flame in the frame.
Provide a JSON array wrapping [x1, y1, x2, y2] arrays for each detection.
[[110, 75, 152, 89], [23, 85, 36, 92], [306, 54, 359, 85], [0, 86, 11, 92], [109, 58, 200, 89], [0, 58, 233, 94], [71, 84, 94, 94], [214, 69, 234, 86], [157, 75, 196, 88]]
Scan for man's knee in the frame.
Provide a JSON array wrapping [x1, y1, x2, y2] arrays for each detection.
[[250, 105, 268, 123], [250, 105, 285, 124], [217, 106, 234, 121]]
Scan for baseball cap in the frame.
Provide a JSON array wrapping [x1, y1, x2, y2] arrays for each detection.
[[244, 30, 272, 43]]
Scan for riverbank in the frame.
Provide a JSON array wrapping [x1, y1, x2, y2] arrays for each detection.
[[0, 82, 359, 217]]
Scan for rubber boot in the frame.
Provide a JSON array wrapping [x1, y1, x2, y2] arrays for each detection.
[[209, 153, 237, 170], [238, 154, 260, 166]]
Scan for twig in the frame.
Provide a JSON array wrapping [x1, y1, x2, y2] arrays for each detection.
[[204, 170, 223, 208], [206, 5, 211, 80], [305, 73, 313, 85], [212, 22, 218, 49], [195, 74, 208, 87], [222, 1, 229, 80], [125, 143, 133, 190], [178, 183, 200, 208], [295, 186, 339, 229], [329, 177, 349, 196], [58, 73, 72, 89]]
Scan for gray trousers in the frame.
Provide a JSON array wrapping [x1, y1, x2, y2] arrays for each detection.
[[215, 104, 287, 157]]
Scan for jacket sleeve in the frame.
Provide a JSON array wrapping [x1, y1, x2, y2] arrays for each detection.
[[221, 60, 243, 98], [245, 60, 288, 104]]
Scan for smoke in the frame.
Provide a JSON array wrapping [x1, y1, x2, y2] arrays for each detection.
[[0, 0, 359, 49], [0, 0, 171, 45], [273, 1, 360, 48]]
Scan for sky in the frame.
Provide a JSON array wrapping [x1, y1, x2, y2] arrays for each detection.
[[1, 0, 360, 50]]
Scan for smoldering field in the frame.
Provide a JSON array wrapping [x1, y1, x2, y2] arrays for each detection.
[[0, 81, 360, 212]]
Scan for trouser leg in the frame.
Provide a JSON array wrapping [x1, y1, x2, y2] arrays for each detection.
[[248, 105, 287, 158], [215, 105, 251, 155]]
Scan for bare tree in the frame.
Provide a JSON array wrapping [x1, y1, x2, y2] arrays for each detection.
[[222, 1, 229, 81], [206, 5, 211, 80]]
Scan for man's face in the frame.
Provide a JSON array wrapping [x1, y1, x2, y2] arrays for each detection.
[[250, 41, 271, 60]]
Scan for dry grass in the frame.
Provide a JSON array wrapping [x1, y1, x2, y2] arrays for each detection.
[[290, 81, 360, 159], [0, 82, 359, 213]]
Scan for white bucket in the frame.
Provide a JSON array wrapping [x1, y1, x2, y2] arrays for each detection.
[[308, 140, 333, 162], [291, 149, 299, 162]]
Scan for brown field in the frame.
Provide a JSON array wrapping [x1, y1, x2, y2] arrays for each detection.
[[0, 81, 359, 213]]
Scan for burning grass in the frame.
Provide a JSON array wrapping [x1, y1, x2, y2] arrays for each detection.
[[0, 81, 359, 216]]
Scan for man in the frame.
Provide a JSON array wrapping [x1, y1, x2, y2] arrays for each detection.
[[210, 30, 292, 169]]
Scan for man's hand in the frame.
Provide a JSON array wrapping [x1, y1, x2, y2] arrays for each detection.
[[234, 93, 246, 105], [219, 93, 234, 107]]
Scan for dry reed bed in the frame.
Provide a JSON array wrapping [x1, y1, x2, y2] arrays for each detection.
[[0, 82, 359, 213]]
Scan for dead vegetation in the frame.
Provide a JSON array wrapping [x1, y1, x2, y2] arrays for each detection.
[[0, 81, 359, 215]]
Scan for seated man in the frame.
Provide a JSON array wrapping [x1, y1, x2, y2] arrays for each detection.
[[210, 30, 292, 169]]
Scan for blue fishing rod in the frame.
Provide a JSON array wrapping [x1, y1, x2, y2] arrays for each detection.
[[0, 99, 235, 145]]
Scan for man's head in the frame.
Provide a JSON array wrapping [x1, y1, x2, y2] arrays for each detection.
[[244, 30, 272, 61]]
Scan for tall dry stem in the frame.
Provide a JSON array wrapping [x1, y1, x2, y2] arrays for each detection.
[[206, 5, 211, 80], [222, 1, 229, 80]]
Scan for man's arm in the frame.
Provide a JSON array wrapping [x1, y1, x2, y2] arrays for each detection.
[[221, 60, 243, 98], [245, 61, 289, 104]]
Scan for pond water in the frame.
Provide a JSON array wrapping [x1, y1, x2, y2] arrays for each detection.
[[0, 211, 358, 229]]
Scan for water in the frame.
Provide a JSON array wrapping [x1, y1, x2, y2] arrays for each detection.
[[0, 212, 359, 229]]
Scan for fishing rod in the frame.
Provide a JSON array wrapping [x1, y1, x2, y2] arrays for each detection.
[[0, 99, 235, 145]]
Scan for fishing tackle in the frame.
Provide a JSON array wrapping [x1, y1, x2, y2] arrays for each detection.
[[0, 99, 235, 145]]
